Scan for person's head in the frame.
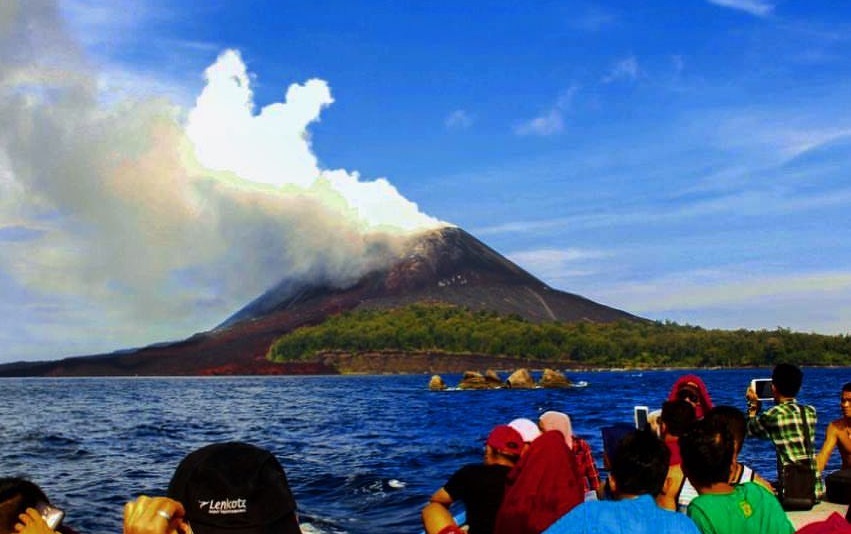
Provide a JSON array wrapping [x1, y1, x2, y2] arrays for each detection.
[[508, 418, 542, 445], [704, 405, 746, 456], [841, 382, 851, 419], [167, 442, 299, 534], [539, 411, 573, 448], [609, 430, 670, 498], [0, 478, 54, 534], [660, 400, 696, 438], [485, 424, 523, 465], [679, 418, 734, 490], [771, 363, 803, 398]]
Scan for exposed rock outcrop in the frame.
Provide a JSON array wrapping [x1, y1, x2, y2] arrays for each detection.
[[428, 374, 447, 391], [484, 369, 502, 386], [538, 368, 572, 388], [459, 371, 501, 389], [505, 368, 535, 389]]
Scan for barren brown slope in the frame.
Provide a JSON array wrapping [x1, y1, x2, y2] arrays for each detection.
[[0, 227, 642, 376]]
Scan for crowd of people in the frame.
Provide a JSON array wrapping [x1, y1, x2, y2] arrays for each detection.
[[1, 364, 849, 534], [422, 364, 851, 534]]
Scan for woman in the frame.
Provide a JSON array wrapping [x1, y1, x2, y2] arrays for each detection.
[[668, 374, 713, 419], [494, 430, 584, 534], [539, 411, 601, 499]]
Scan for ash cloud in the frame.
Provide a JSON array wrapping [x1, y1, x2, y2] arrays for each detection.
[[0, 1, 445, 360]]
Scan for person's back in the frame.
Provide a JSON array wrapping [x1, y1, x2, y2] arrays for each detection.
[[704, 405, 774, 492], [655, 400, 697, 512], [746, 363, 823, 497], [539, 411, 601, 498], [494, 430, 584, 534], [423, 424, 523, 534], [681, 418, 794, 534], [543, 430, 700, 534]]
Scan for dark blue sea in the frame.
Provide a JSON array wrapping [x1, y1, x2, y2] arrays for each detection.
[[1, 367, 849, 533]]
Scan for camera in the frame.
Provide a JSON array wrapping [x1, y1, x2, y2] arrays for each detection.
[[751, 378, 773, 401], [634, 405, 649, 430]]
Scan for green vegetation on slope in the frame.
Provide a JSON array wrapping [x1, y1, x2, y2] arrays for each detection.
[[266, 303, 851, 367]]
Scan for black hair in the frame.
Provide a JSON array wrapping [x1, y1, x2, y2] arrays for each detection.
[[704, 405, 745, 453], [680, 418, 733, 489], [0, 478, 49, 534], [660, 400, 696, 437], [610, 429, 670, 497], [772, 363, 803, 397], [842, 382, 851, 393]]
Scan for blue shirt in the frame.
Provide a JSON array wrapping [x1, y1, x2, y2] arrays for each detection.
[[543, 494, 701, 534]]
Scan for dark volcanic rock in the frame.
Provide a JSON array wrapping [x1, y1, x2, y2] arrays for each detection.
[[0, 227, 642, 377]]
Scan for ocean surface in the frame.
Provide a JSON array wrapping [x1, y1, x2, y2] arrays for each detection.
[[1, 367, 849, 533]]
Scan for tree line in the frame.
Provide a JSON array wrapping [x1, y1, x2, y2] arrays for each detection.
[[266, 303, 851, 367]]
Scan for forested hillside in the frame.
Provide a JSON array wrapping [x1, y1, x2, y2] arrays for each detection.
[[266, 304, 851, 367]]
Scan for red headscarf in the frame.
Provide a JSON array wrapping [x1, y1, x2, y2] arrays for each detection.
[[667, 374, 713, 419], [494, 430, 584, 534]]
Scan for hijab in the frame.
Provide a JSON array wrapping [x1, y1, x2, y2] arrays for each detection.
[[494, 430, 584, 534], [539, 411, 574, 450], [668, 374, 713, 419]]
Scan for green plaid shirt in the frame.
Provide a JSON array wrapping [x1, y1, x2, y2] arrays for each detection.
[[746, 398, 824, 497]]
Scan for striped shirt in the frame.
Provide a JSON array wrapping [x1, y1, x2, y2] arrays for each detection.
[[746, 399, 824, 497]]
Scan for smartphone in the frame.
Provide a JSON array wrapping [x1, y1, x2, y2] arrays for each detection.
[[634, 405, 649, 430], [751, 378, 773, 401], [36, 502, 64, 530]]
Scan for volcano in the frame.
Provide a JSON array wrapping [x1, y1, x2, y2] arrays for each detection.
[[0, 227, 642, 376]]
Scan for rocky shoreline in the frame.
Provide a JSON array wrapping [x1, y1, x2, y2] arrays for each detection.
[[428, 367, 574, 390]]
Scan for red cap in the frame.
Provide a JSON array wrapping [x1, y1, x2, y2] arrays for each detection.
[[486, 425, 523, 456]]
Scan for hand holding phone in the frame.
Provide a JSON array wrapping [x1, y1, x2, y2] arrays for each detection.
[[750, 379, 773, 401], [634, 405, 649, 430], [16, 506, 62, 534]]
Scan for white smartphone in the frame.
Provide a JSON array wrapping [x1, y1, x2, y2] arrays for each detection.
[[751, 378, 773, 401], [634, 405, 649, 430]]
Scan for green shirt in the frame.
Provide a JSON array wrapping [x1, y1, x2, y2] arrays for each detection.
[[687, 482, 794, 534], [746, 398, 824, 496]]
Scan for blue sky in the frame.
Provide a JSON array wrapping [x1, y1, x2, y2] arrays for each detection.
[[2, 0, 850, 362]]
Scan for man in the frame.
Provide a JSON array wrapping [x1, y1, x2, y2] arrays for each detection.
[[680, 418, 794, 533], [746, 363, 823, 497], [655, 400, 698, 512], [816, 381, 851, 472], [124, 441, 301, 534], [543, 430, 700, 534], [422, 424, 523, 534]]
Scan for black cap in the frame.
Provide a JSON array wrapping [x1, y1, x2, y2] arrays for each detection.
[[167, 442, 300, 534]]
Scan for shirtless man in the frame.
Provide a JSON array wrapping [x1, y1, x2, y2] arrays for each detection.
[[816, 382, 851, 472]]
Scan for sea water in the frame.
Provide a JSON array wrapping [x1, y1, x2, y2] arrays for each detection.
[[1, 367, 848, 533]]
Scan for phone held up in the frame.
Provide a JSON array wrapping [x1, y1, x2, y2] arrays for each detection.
[[36, 502, 64, 530], [634, 405, 649, 431], [751, 378, 773, 401]]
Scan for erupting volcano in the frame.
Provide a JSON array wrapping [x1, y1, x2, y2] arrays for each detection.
[[0, 226, 641, 376]]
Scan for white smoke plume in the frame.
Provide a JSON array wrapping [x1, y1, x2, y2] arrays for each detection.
[[0, 1, 446, 360]]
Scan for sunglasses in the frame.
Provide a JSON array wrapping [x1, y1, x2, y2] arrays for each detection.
[[678, 390, 699, 404]]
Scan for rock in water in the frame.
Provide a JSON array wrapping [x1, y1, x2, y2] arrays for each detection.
[[484, 369, 502, 386], [459, 370, 500, 389], [428, 374, 447, 391], [505, 368, 535, 389], [539, 368, 572, 388]]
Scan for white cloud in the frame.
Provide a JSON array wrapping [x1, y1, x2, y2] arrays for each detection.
[[445, 109, 473, 129], [508, 248, 608, 283], [602, 55, 640, 83], [514, 86, 578, 137], [706, 0, 774, 17]]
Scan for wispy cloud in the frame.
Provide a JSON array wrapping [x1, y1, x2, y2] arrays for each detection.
[[568, 5, 618, 32], [508, 247, 608, 283], [514, 86, 578, 137], [445, 109, 473, 130], [706, 0, 774, 18], [602, 55, 640, 83]]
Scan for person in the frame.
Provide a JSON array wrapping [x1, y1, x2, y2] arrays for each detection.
[[0, 478, 77, 534], [123, 441, 301, 534], [542, 429, 700, 534], [816, 382, 851, 472], [668, 374, 713, 419], [746, 363, 824, 497], [655, 400, 698, 512], [680, 418, 794, 534], [508, 418, 542, 446], [539, 411, 601, 500], [422, 424, 524, 534], [704, 405, 773, 491], [494, 430, 584, 534]]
